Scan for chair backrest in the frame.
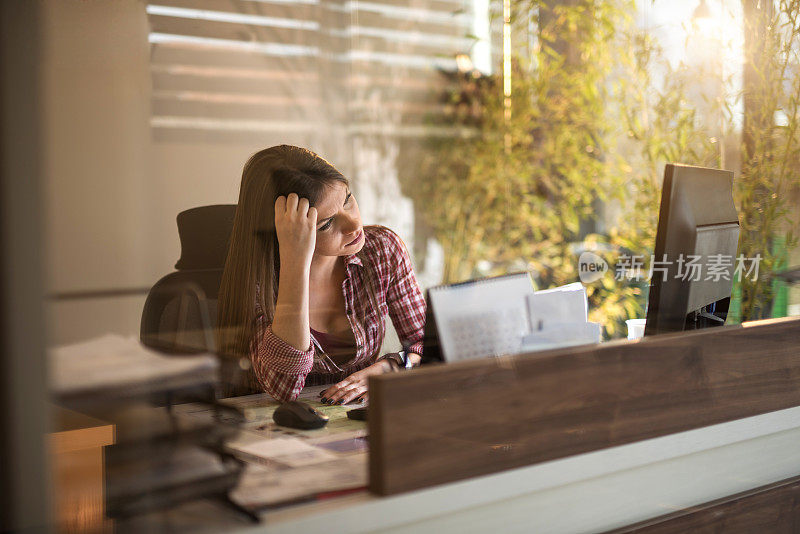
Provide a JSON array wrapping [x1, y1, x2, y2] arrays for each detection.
[[174, 205, 236, 271], [140, 205, 236, 354], [140, 270, 222, 354]]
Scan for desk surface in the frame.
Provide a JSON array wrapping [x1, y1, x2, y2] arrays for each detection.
[[172, 384, 369, 512], [50, 405, 115, 452]]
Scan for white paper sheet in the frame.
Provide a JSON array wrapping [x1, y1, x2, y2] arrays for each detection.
[[522, 283, 601, 351], [526, 282, 588, 329], [227, 436, 337, 467], [521, 321, 603, 351]]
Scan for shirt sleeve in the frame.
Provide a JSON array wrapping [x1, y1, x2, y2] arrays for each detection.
[[250, 310, 315, 402], [381, 228, 426, 356]]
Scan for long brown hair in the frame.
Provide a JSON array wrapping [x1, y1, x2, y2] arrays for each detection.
[[217, 145, 371, 392]]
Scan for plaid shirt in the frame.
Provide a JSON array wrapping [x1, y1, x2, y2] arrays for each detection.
[[251, 225, 426, 401]]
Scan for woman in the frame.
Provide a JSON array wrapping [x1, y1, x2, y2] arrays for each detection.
[[218, 145, 425, 404]]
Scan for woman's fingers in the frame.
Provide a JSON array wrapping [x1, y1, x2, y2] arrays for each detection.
[[274, 195, 287, 214], [329, 383, 365, 405], [321, 379, 366, 404], [325, 381, 353, 403], [319, 382, 345, 402], [275, 193, 315, 223], [285, 192, 299, 212], [297, 196, 309, 217], [320, 384, 337, 399], [339, 385, 367, 405], [319, 380, 368, 405], [273, 193, 316, 268]]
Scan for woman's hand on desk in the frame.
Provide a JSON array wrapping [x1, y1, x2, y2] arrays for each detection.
[[319, 360, 392, 404]]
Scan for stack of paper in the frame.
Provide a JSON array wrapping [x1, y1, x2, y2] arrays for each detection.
[[50, 333, 218, 398], [522, 282, 602, 351]]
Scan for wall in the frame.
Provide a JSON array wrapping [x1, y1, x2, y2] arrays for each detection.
[[40, 0, 424, 348], [42, 2, 280, 345], [42, 0, 154, 344]]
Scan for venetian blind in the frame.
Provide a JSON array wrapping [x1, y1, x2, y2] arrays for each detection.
[[146, 0, 477, 148]]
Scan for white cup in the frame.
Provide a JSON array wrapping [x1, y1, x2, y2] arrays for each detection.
[[626, 319, 646, 340]]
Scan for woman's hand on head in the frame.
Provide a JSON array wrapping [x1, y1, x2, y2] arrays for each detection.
[[274, 193, 317, 269], [319, 360, 392, 405]]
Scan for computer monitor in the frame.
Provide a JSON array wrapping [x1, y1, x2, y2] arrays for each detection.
[[644, 164, 740, 336], [420, 291, 443, 364]]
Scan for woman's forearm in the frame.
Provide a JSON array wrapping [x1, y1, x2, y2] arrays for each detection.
[[270, 261, 311, 351]]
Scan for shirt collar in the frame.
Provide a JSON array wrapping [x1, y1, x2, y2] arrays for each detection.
[[345, 253, 363, 267]]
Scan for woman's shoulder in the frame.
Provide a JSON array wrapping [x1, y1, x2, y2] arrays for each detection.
[[364, 224, 402, 243], [362, 225, 408, 259], [357, 226, 416, 288]]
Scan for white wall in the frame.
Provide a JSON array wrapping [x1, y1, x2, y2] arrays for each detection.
[[41, 1, 258, 345], [42, 0, 153, 344]]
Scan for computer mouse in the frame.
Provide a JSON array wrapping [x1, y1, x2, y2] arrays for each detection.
[[272, 400, 329, 430], [346, 406, 368, 421]]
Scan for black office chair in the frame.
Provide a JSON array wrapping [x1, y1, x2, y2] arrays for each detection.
[[140, 204, 236, 354], [140, 203, 259, 397]]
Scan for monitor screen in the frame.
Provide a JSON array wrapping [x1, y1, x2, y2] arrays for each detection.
[[644, 164, 740, 336]]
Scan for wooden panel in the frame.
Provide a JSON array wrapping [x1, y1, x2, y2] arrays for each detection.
[[151, 0, 319, 22], [153, 97, 444, 121], [150, 45, 321, 72], [368, 317, 800, 495], [49, 408, 115, 533], [343, 11, 467, 37], [358, 0, 467, 11], [148, 15, 320, 46], [151, 0, 466, 20], [152, 97, 320, 122], [147, 9, 466, 42], [151, 70, 322, 96], [339, 34, 469, 57], [607, 474, 800, 533], [149, 17, 467, 59], [151, 71, 447, 104], [150, 123, 320, 147], [149, 44, 453, 78]]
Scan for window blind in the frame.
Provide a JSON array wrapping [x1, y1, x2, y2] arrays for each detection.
[[147, 0, 478, 142]]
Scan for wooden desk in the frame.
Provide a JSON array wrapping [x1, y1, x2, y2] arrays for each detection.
[[369, 316, 800, 496], [49, 407, 115, 533], [116, 317, 800, 532]]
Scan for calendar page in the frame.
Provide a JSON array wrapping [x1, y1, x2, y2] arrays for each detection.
[[429, 272, 535, 362]]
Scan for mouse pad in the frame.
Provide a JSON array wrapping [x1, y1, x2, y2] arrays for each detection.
[[216, 384, 368, 438]]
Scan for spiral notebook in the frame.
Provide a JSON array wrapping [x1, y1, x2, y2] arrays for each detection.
[[422, 272, 535, 363]]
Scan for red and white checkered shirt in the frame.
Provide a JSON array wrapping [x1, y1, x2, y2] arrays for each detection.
[[251, 225, 426, 401]]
